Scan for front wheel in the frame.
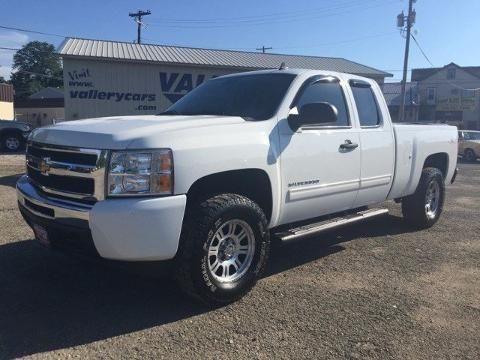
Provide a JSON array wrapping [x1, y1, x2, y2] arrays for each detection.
[[402, 167, 445, 229], [174, 194, 270, 306], [1, 133, 23, 152]]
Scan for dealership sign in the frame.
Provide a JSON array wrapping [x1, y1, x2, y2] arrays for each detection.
[[67, 68, 156, 110], [436, 96, 477, 111], [67, 68, 216, 111], [160, 72, 216, 103]]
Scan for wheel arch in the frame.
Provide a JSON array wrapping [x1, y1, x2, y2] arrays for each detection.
[[186, 168, 273, 222], [423, 152, 449, 178], [0, 128, 23, 138]]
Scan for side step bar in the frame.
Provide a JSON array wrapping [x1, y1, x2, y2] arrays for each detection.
[[277, 208, 389, 242]]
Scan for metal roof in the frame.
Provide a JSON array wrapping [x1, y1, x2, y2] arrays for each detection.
[[381, 82, 418, 106], [58, 38, 392, 78], [412, 62, 480, 81]]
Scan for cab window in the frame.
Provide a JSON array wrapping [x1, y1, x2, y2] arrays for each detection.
[[295, 78, 350, 127], [350, 80, 381, 127]]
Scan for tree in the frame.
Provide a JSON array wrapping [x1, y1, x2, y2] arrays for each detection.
[[10, 41, 63, 98], [0, 76, 7, 84]]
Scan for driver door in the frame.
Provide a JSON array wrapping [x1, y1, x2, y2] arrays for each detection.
[[277, 76, 361, 225]]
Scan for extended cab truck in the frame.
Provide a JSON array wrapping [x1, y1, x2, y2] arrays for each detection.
[[17, 69, 458, 305]]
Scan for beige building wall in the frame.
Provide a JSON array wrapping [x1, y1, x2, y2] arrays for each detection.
[[0, 101, 14, 120], [15, 107, 65, 127]]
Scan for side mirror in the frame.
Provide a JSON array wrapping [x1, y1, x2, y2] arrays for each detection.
[[288, 102, 338, 131]]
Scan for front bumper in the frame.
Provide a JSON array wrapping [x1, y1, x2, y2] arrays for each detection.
[[17, 175, 187, 261]]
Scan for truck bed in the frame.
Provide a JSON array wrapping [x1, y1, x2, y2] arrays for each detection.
[[388, 124, 458, 200]]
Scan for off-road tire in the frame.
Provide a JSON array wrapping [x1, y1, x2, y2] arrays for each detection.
[[174, 193, 270, 306], [464, 149, 476, 162], [402, 167, 445, 229]]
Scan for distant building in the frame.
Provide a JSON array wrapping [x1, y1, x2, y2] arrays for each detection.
[[412, 63, 480, 129], [382, 82, 419, 122], [15, 87, 65, 127], [0, 83, 14, 120], [57, 37, 393, 120]]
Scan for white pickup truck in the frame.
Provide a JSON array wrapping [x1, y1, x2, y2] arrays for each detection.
[[17, 68, 458, 305]]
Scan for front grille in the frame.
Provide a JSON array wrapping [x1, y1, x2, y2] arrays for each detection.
[[27, 167, 94, 194], [28, 145, 97, 166], [26, 142, 107, 202]]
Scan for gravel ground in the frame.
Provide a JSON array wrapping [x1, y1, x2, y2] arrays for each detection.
[[0, 154, 479, 359]]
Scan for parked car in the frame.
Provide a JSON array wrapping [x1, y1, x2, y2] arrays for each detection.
[[458, 130, 480, 162], [16, 69, 458, 305], [0, 119, 32, 152]]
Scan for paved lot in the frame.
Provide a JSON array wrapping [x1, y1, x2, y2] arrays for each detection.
[[0, 154, 479, 359]]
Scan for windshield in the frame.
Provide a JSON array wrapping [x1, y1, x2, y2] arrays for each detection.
[[161, 73, 296, 121], [464, 132, 480, 140]]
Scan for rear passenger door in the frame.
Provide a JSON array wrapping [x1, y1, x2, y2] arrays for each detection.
[[349, 79, 395, 207]]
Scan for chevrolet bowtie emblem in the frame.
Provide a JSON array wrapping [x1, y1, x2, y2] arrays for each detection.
[[39, 157, 51, 175]]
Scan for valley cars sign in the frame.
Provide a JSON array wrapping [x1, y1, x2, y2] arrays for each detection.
[[63, 59, 229, 120]]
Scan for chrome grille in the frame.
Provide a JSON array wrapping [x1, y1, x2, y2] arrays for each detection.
[[26, 142, 108, 203]]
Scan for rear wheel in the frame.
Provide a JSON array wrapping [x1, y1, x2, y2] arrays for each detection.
[[402, 167, 445, 229], [464, 148, 476, 162], [1, 133, 22, 152], [174, 193, 270, 306]]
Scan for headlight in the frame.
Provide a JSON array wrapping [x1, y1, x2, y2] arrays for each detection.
[[107, 149, 173, 196]]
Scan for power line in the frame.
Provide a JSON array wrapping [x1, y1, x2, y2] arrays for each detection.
[[142, 32, 396, 52], [0, 25, 64, 37], [0, 46, 20, 51], [146, 0, 399, 28], [409, 33, 480, 91], [149, 0, 373, 23], [411, 33, 434, 67], [275, 32, 397, 50]]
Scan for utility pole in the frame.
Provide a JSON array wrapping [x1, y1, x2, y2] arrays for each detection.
[[129, 10, 151, 44], [256, 46, 272, 53], [398, 0, 416, 122]]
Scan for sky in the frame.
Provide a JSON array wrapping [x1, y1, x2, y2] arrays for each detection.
[[0, 0, 479, 82]]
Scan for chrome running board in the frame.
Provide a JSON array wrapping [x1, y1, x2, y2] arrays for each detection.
[[277, 208, 389, 242]]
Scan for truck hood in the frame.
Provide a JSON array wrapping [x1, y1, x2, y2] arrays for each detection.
[[31, 115, 246, 149]]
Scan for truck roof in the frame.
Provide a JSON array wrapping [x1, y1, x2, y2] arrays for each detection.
[[213, 68, 373, 82]]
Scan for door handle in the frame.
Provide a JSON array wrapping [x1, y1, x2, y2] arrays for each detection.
[[339, 139, 359, 150]]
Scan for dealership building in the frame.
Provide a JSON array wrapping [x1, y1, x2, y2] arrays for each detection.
[[58, 38, 392, 120]]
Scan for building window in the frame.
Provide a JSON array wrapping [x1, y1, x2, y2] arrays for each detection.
[[462, 89, 475, 98], [426, 88, 436, 105], [447, 68, 456, 80]]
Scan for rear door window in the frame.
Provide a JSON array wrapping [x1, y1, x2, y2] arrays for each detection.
[[350, 80, 381, 127]]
